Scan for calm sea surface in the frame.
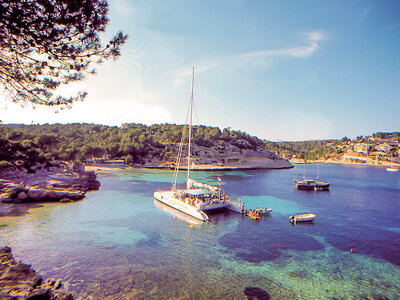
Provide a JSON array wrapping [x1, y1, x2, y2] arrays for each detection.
[[1, 164, 399, 299]]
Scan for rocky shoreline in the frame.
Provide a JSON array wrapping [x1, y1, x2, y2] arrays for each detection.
[[0, 168, 100, 204], [0, 246, 74, 299], [0, 162, 100, 217], [0, 162, 99, 299]]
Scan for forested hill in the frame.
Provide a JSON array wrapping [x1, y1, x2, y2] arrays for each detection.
[[0, 123, 271, 169]]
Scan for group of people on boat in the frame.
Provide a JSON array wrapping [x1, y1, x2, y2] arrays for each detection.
[[245, 208, 261, 220], [177, 190, 228, 207], [244, 207, 273, 220]]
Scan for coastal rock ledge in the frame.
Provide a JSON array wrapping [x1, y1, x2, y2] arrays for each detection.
[[0, 162, 100, 204], [0, 246, 74, 299]]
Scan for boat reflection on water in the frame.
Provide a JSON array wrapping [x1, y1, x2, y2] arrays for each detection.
[[154, 199, 204, 227]]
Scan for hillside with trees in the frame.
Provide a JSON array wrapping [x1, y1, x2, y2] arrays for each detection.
[[264, 133, 400, 165], [2, 123, 397, 172], [264, 140, 336, 161], [0, 123, 287, 171]]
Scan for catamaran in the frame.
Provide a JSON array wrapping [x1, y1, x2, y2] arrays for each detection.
[[153, 68, 244, 221]]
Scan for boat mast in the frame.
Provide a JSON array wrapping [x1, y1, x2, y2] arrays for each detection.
[[187, 68, 194, 189]]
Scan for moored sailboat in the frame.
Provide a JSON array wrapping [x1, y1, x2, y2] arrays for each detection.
[[294, 163, 330, 191], [153, 68, 244, 221]]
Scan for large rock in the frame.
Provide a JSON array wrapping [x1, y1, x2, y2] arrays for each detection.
[[70, 171, 100, 191], [0, 262, 42, 287], [6, 187, 85, 203], [6, 185, 28, 200], [1, 163, 100, 205], [27, 189, 44, 199], [40, 190, 85, 202], [244, 287, 271, 300], [17, 191, 28, 200], [55, 292, 74, 300], [26, 288, 53, 300], [0, 247, 75, 299]]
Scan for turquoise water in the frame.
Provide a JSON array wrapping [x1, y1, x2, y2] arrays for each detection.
[[1, 165, 399, 299]]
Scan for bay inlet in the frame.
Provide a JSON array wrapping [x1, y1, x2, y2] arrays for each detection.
[[1, 164, 399, 299]]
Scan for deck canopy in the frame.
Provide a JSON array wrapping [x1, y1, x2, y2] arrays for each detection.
[[185, 188, 213, 196]]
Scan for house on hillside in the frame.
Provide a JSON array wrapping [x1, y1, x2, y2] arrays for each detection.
[[369, 137, 384, 143], [375, 142, 392, 153], [369, 151, 388, 160], [354, 143, 373, 155]]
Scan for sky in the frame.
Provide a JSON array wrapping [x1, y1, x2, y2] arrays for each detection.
[[1, 0, 400, 141]]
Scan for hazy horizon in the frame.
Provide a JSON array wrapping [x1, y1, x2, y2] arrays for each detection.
[[1, 121, 398, 143]]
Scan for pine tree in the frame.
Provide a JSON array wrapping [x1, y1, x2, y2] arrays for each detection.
[[0, 0, 127, 107]]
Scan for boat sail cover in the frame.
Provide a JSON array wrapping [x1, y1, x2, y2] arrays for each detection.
[[187, 178, 219, 191]]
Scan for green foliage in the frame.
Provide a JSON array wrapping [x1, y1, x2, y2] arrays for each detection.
[[0, 126, 47, 170], [2, 124, 398, 167], [373, 132, 400, 141], [0, 160, 12, 169], [0, 123, 269, 165], [264, 139, 335, 160], [0, 0, 127, 107]]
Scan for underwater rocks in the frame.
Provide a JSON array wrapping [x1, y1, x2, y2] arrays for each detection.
[[219, 218, 324, 263], [244, 287, 271, 300], [0, 246, 74, 299]]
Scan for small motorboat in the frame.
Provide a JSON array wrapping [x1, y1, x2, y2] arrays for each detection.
[[246, 209, 261, 220], [289, 213, 316, 223], [257, 208, 272, 215], [386, 155, 399, 172], [386, 166, 399, 172]]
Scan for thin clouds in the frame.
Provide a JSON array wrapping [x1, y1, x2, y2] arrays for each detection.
[[355, 4, 375, 28], [308, 31, 324, 42], [113, 0, 134, 16], [242, 30, 324, 58], [173, 31, 324, 84]]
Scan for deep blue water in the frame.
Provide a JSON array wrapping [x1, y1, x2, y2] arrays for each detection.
[[1, 164, 399, 299]]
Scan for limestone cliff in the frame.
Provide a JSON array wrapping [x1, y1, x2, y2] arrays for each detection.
[[144, 139, 293, 169]]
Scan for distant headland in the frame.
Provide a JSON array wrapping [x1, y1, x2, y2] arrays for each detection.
[[267, 132, 399, 168]]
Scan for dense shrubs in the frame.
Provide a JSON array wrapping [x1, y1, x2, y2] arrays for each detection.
[[0, 123, 268, 166]]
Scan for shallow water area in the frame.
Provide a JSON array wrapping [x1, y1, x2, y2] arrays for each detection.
[[1, 164, 399, 299]]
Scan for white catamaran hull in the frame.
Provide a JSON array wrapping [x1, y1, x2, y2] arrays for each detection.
[[154, 191, 209, 221], [154, 199, 203, 226], [226, 201, 244, 213], [199, 201, 244, 213], [200, 202, 229, 211]]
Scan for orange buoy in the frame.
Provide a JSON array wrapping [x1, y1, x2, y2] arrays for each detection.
[[350, 248, 354, 254]]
